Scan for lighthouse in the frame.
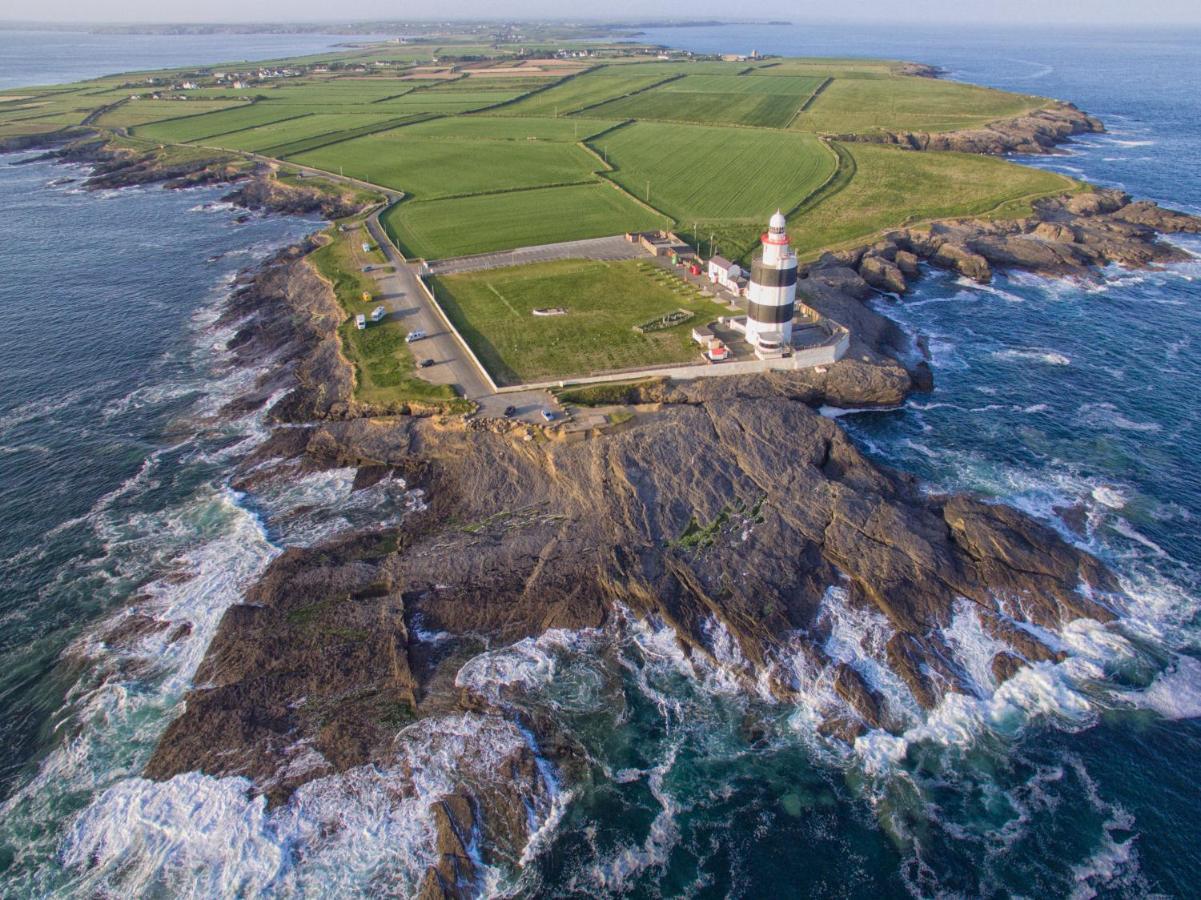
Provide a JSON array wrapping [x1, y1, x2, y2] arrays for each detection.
[[745, 210, 797, 352]]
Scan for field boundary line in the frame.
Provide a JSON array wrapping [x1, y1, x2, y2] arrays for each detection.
[[465, 64, 603, 115], [416, 274, 500, 394], [122, 99, 254, 133], [787, 76, 833, 127], [569, 72, 686, 118], [169, 111, 314, 145], [269, 113, 438, 159]]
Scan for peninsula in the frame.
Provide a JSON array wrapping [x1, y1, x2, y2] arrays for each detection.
[[7, 28, 1200, 896]]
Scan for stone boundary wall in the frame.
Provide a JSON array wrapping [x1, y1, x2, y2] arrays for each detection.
[[413, 273, 501, 394]]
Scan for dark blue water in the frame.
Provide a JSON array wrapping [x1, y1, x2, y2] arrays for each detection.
[[2, 25, 1201, 898]]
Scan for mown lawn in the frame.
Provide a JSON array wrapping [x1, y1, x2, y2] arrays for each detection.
[[788, 142, 1077, 258], [383, 183, 666, 259], [593, 122, 837, 222], [429, 258, 731, 385], [308, 231, 462, 408]]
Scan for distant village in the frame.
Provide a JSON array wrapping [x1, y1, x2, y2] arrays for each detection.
[[118, 42, 718, 101]]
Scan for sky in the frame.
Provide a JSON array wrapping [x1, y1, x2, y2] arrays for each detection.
[[2, 1, 1200, 26]]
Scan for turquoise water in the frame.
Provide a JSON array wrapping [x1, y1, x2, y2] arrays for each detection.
[[2, 25, 1200, 898]]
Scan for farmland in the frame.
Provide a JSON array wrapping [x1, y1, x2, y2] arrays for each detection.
[[383, 183, 666, 259], [1, 41, 1081, 288], [586, 72, 824, 127], [134, 103, 308, 143], [794, 75, 1044, 134], [429, 258, 731, 384], [291, 126, 601, 197], [786, 143, 1077, 258], [491, 68, 676, 117], [593, 122, 837, 222]]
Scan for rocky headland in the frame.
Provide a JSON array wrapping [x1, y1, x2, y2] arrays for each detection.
[[137, 181, 1199, 894], [16, 90, 1201, 896], [833, 100, 1104, 156]]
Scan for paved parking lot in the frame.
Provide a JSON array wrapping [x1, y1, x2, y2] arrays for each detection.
[[425, 235, 645, 276]]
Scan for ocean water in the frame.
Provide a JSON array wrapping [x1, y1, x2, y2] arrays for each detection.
[[0, 30, 392, 89], [2, 24, 1201, 898]]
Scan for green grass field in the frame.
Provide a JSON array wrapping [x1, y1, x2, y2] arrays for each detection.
[[794, 76, 1043, 134], [429, 258, 730, 384], [0, 43, 1079, 294], [491, 68, 675, 117], [587, 88, 801, 128], [656, 74, 824, 95], [133, 103, 309, 143], [593, 122, 837, 222], [388, 114, 617, 142], [291, 126, 601, 197], [198, 112, 401, 153], [788, 142, 1077, 257], [93, 99, 248, 129], [383, 183, 665, 259]]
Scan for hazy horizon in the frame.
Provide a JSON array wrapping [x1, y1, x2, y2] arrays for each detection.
[[2, 2, 1201, 28]]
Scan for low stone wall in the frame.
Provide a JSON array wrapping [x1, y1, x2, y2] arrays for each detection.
[[413, 273, 500, 394], [416, 265, 849, 397], [495, 331, 849, 394]]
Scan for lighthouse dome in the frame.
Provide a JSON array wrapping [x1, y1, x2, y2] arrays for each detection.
[[769, 209, 786, 231]]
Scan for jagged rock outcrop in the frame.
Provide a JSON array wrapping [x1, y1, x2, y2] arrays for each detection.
[[834, 101, 1104, 155], [832, 189, 1201, 297], [149, 397, 1119, 802]]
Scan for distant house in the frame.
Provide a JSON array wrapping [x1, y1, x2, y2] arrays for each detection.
[[691, 325, 715, 345], [708, 256, 741, 291]]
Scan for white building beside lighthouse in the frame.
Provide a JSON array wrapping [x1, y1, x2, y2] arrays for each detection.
[[745, 210, 798, 355]]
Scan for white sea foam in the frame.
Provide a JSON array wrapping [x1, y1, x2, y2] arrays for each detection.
[[1076, 402, 1163, 434], [992, 347, 1072, 366], [584, 745, 682, 893], [819, 404, 902, 418], [1133, 654, 1201, 720], [60, 713, 549, 897], [454, 627, 602, 709]]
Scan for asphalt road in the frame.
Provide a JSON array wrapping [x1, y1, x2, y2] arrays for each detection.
[[363, 213, 494, 400]]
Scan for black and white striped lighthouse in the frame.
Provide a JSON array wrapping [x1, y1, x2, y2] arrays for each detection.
[[745, 210, 797, 350]]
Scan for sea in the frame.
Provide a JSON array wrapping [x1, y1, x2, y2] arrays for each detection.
[[1, 23, 1199, 898]]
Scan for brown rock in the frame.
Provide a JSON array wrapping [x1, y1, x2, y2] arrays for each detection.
[[931, 242, 992, 283], [859, 254, 908, 294], [893, 250, 921, 277], [991, 651, 1026, 685]]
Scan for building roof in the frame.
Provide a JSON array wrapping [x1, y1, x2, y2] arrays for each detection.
[[709, 255, 734, 269], [769, 209, 786, 231]]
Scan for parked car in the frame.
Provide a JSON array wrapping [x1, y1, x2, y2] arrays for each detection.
[[419, 358, 434, 368], [503, 405, 517, 418], [541, 409, 555, 422], [405, 330, 426, 343]]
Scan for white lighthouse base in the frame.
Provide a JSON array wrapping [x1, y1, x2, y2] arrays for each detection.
[[746, 320, 793, 357]]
